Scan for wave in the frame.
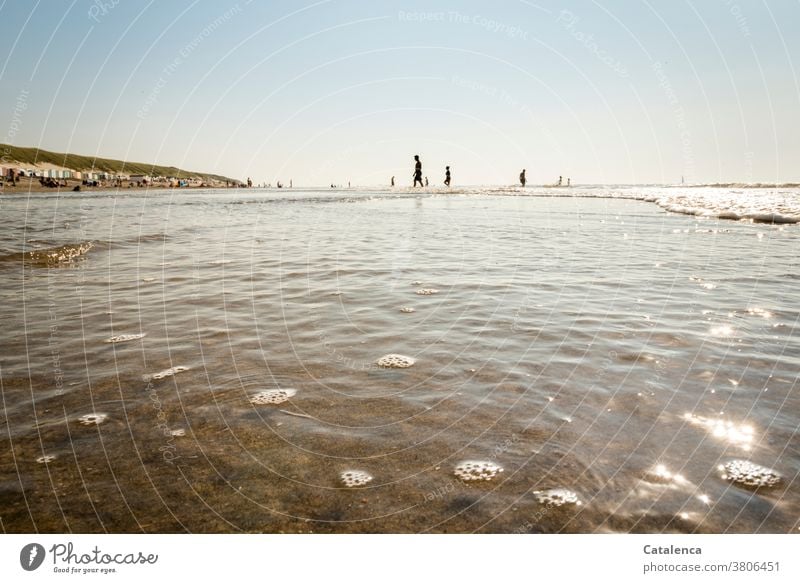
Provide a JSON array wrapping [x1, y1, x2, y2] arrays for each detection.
[[352, 185, 800, 224], [0, 241, 94, 267], [423, 185, 800, 225], [647, 193, 800, 225], [669, 182, 800, 189], [0, 231, 173, 268]]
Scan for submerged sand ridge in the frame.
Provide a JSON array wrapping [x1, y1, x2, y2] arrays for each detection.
[[0, 189, 797, 533]]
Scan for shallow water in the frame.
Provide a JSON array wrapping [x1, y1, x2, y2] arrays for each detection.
[[0, 187, 798, 533]]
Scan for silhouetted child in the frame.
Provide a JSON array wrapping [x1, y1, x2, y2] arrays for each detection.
[[444, 166, 451, 187]]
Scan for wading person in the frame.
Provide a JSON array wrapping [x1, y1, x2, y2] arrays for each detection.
[[413, 155, 423, 187]]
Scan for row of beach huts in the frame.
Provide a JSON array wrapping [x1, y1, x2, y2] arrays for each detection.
[[1, 163, 229, 188], [2, 167, 149, 181]]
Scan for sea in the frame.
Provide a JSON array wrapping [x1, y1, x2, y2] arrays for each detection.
[[0, 185, 798, 533]]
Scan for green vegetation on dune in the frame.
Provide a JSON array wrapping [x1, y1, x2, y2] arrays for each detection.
[[0, 144, 237, 183]]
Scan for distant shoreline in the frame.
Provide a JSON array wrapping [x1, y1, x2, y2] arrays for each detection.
[[2, 179, 800, 195], [0, 143, 239, 188], [0, 177, 241, 195], [666, 182, 800, 189]]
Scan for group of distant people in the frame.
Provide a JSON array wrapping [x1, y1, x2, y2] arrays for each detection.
[[38, 177, 65, 188], [400, 155, 450, 188], [243, 177, 293, 188], [401, 156, 569, 188]]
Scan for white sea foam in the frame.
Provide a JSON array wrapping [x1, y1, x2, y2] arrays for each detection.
[[78, 413, 108, 426], [144, 366, 190, 382], [590, 187, 799, 224], [454, 460, 503, 482], [376, 354, 415, 368], [104, 333, 146, 343], [415, 288, 439, 295], [249, 388, 297, 405], [533, 488, 582, 507], [340, 470, 373, 487], [719, 460, 781, 488], [412, 185, 800, 224]]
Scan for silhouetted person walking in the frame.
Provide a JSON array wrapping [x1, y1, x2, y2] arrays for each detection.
[[444, 166, 451, 187], [413, 155, 423, 187], [520, 169, 526, 187]]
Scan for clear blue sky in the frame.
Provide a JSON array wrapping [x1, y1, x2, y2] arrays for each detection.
[[1, 0, 798, 185]]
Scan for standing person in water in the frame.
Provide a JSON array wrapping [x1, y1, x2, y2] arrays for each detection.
[[444, 166, 451, 187], [519, 169, 526, 187], [413, 155, 423, 187]]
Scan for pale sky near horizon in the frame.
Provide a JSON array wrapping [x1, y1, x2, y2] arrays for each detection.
[[1, 0, 798, 186]]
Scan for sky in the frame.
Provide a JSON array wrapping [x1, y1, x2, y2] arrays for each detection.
[[1, 0, 799, 186]]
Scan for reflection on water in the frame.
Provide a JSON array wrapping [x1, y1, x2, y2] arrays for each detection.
[[0, 188, 798, 533], [644, 464, 688, 486], [683, 414, 755, 451]]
